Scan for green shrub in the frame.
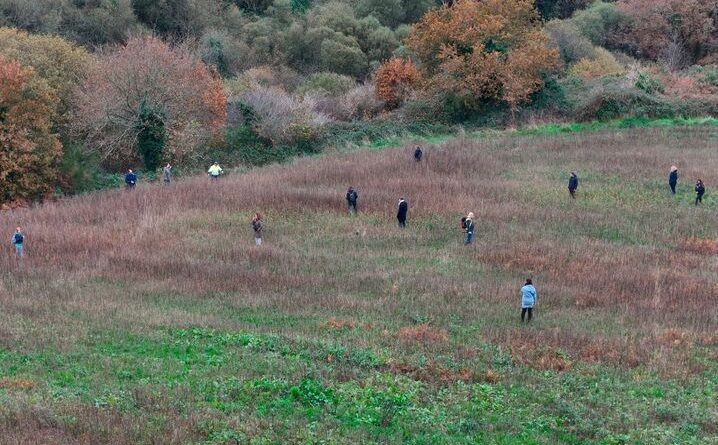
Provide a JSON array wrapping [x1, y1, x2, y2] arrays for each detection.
[[297, 72, 356, 97], [635, 72, 664, 95], [570, 1, 625, 46]]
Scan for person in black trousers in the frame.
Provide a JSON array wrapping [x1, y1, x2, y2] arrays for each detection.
[[695, 179, 705, 205], [346, 187, 358, 215], [414, 146, 423, 162], [125, 169, 137, 189], [397, 198, 408, 228], [669, 166, 678, 195], [568, 172, 578, 199]]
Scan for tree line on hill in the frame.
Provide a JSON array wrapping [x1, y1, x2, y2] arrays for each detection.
[[1, 0, 717, 205]]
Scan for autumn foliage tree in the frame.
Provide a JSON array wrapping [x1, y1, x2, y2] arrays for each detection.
[[375, 57, 421, 109], [615, 0, 718, 68], [74, 36, 227, 169], [0, 56, 62, 203], [0, 28, 89, 136], [406, 0, 559, 110]]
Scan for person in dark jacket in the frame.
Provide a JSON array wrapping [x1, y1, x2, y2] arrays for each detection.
[[251, 213, 263, 246], [695, 179, 705, 205], [346, 187, 358, 215], [464, 212, 475, 245], [125, 169, 137, 189], [414, 146, 423, 162], [397, 198, 408, 228], [11, 227, 24, 258], [668, 166, 678, 195], [568, 172, 579, 198]]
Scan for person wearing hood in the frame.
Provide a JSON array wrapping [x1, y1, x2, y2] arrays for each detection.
[[668, 166, 678, 195], [520, 278, 537, 323], [695, 179, 706, 205], [568, 172, 579, 199], [397, 198, 408, 228], [464, 212, 475, 245], [414, 146, 423, 162], [346, 187, 358, 215]]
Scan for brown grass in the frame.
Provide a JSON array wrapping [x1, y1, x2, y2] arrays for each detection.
[[0, 126, 717, 441], [397, 325, 449, 345]]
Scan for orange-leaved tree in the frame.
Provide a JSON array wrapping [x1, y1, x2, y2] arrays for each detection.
[[0, 56, 62, 204], [406, 0, 559, 110], [74, 36, 227, 170], [375, 57, 421, 110]]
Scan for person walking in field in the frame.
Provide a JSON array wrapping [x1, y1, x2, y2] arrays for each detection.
[[520, 278, 537, 323], [11, 227, 24, 258], [163, 163, 172, 184], [251, 213, 263, 246], [568, 172, 579, 199], [414, 146, 423, 162], [695, 179, 705, 205], [208, 162, 223, 181], [346, 187, 358, 215], [463, 212, 475, 245], [397, 198, 408, 228], [669, 166, 678, 195], [125, 169, 137, 189]]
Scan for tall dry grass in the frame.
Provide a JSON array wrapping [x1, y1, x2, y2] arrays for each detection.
[[0, 125, 716, 364]]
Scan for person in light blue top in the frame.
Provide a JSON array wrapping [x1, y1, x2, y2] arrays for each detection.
[[520, 278, 537, 323]]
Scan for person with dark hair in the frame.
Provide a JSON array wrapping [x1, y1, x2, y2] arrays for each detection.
[[568, 172, 578, 199], [251, 213, 263, 246], [520, 278, 537, 323], [695, 179, 705, 205], [414, 146, 423, 162], [163, 163, 172, 184], [11, 227, 24, 258], [346, 187, 358, 215], [397, 198, 408, 228], [125, 169, 137, 189], [668, 166, 678, 195], [464, 212, 475, 245]]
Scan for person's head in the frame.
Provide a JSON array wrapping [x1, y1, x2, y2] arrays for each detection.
[[254, 212, 262, 220], [525, 278, 532, 286], [399, 197, 405, 202], [16, 226, 21, 233], [570, 171, 576, 177], [670, 165, 678, 172], [348, 186, 353, 192], [128, 169, 133, 173], [697, 179, 703, 184], [468, 212, 475, 219], [166, 163, 171, 168]]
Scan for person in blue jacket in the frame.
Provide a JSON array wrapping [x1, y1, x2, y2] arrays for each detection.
[[520, 278, 537, 323], [125, 169, 137, 189]]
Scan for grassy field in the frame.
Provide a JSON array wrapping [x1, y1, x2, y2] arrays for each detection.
[[1, 126, 717, 444]]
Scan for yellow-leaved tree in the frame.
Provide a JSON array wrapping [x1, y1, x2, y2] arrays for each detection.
[[406, 0, 559, 110], [0, 56, 62, 204]]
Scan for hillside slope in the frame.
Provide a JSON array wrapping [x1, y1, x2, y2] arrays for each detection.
[[0, 126, 717, 444]]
